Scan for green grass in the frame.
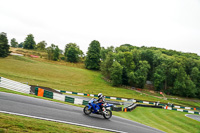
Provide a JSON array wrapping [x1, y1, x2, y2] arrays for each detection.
[[0, 113, 110, 133], [113, 107, 200, 133], [168, 98, 200, 108], [0, 55, 163, 101]]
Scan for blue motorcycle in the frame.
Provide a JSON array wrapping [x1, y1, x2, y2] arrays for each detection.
[[83, 98, 113, 119]]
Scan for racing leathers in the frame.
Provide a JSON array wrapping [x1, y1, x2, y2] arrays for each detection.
[[97, 96, 106, 112]]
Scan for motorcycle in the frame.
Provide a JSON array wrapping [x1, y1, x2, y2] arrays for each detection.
[[83, 98, 113, 119]]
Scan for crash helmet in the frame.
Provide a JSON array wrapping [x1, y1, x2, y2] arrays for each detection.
[[98, 93, 103, 98]]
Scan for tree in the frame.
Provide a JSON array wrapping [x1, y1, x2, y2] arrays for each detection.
[[23, 34, 36, 49], [18, 42, 23, 48], [153, 65, 166, 90], [190, 67, 200, 85], [123, 52, 135, 72], [101, 52, 115, 78], [36, 41, 47, 50], [100, 46, 114, 61], [110, 61, 123, 86], [0, 32, 10, 57], [128, 71, 135, 86], [141, 49, 154, 80], [173, 67, 197, 97], [85, 40, 101, 70], [122, 67, 129, 85], [64, 43, 78, 55], [53, 45, 60, 61], [66, 46, 79, 62], [131, 61, 150, 88], [99, 44, 200, 98], [115, 44, 137, 53], [46, 44, 54, 60], [46, 44, 60, 61], [64, 43, 81, 63], [10, 38, 18, 48], [131, 49, 141, 66], [190, 67, 200, 97]]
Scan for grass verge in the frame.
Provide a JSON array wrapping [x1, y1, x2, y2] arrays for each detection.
[[0, 113, 110, 133], [113, 107, 200, 133]]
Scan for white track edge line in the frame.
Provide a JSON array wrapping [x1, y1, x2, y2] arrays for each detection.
[[0, 110, 126, 133]]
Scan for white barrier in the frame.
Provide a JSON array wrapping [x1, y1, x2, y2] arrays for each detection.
[[53, 93, 65, 102], [74, 98, 83, 105], [0, 77, 31, 94]]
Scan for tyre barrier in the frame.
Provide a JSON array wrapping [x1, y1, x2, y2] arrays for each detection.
[[35, 87, 89, 106], [112, 106, 122, 112]]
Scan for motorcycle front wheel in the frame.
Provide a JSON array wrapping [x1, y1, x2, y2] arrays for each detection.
[[103, 109, 112, 119], [83, 106, 92, 115]]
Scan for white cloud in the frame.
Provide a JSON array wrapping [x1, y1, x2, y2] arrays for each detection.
[[0, 0, 200, 55]]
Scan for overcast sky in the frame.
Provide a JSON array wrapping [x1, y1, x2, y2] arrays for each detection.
[[0, 0, 200, 55]]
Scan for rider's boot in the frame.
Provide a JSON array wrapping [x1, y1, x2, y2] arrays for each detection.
[[102, 107, 106, 114]]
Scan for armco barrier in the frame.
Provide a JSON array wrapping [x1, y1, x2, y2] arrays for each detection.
[[34, 87, 122, 111], [36, 87, 200, 114], [0, 77, 31, 94], [163, 106, 200, 115], [53, 93, 65, 102], [57, 89, 200, 113], [172, 105, 200, 111], [57, 89, 133, 102]]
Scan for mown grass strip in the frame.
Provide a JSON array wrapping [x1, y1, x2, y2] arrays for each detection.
[[0, 113, 110, 133], [113, 107, 200, 133]]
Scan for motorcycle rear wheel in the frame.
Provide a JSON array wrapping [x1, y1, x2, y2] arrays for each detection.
[[103, 109, 112, 119], [83, 106, 92, 115]]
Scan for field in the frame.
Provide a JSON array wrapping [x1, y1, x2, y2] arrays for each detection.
[[114, 107, 200, 133], [0, 48, 200, 133], [0, 55, 163, 102]]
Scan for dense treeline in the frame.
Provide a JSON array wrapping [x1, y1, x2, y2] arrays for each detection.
[[100, 44, 200, 98]]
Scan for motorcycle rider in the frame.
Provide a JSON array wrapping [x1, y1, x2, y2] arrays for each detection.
[[97, 93, 106, 113]]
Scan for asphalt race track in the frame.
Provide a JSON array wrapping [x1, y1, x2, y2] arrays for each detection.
[[0, 92, 164, 133], [186, 114, 200, 122]]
